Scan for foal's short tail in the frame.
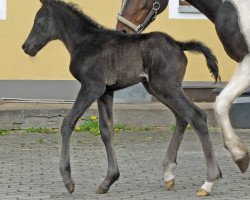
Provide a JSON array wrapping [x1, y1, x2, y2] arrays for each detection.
[[177, 41, 221, 83]]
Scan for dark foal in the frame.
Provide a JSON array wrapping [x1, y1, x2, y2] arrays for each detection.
[[116, 0, 250, 177], [22, 0, 221, 196]]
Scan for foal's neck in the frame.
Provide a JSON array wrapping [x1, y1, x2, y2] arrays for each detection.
[[186, 0, 223, 22], [53, 6, 101, 55]]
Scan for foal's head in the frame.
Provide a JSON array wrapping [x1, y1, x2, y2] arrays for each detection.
[[116, 0, 169, 34], [22, 0, 57, 56]]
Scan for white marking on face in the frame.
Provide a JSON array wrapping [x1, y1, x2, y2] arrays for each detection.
[[201, 181, 214, 193], [163, 163, 176, 182], [227, 0, 250, 49]]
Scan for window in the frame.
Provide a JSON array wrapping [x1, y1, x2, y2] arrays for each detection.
[[169, 0, 206, 19], [179, 0, 200, 13], [0, 0, 6, 20]]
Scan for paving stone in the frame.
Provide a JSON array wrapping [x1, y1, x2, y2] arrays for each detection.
[[0, 130, 249, 199]]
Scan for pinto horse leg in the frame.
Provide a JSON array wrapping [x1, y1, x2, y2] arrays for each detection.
[[59, 83, 105, 194], [163, 113, 188, 190], [148, 79, 221, 196], [96, 91, 120, 194], [215, 55, 250, 173]]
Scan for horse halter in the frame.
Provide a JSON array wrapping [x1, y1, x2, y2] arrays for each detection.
[[117, 0, 160, 33]]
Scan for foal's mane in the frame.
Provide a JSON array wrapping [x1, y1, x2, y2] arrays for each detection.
[[42, 0, 106, 30]]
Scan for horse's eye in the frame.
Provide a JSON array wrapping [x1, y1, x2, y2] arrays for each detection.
[[36, 22, 42, 27]]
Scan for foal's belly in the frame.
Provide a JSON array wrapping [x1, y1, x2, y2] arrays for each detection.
[[107, 73, 146, 91], [104, 57, 147, 90]]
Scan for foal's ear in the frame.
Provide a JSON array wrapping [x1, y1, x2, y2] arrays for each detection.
[[40, 0, 51, 8], [40, 0, 50, 5]]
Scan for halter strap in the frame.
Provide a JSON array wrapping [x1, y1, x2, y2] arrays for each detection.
[[117, 0, 160, 33]]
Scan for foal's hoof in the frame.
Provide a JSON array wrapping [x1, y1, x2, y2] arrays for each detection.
[[65, 182, 75, 194], [235, 151, 250, 173], [165, 180, 174, 190], [96, 186, 109, 194], [196, 188, 209, 197]]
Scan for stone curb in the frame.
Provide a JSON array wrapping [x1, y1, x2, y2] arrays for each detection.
[[0, 101, 218, 129]]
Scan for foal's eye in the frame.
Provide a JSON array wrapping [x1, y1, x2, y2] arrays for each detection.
[[36, 22, 43, 28]]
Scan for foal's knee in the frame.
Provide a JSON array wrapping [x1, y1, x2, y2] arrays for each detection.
[[100, 124, 113, 142], [61, 117, 75, 134], [190, 109, 208, 131]]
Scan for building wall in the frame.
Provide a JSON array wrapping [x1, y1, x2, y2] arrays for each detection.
[[0, 0, 236, 82]]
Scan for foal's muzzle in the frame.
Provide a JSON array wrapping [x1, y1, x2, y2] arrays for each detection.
[[22, 42, 38, 57]]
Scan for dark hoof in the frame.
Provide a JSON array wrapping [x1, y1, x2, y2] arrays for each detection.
[[96, 186, 109, 194], [65, 182, 75, 194], [235, 152, 250, 173]]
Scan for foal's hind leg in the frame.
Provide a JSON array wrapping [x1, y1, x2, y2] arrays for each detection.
[[59, 83, 105, 194], [142, 81, 188, 190], [148, 80, 221, 196], [215, 55, 250, 173], [163, 113, 188, 190], [96, 91, 120, 194]]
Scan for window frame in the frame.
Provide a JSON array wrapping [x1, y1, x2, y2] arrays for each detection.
[[169, 0, 207, 19], [0, 0, 6, 20]]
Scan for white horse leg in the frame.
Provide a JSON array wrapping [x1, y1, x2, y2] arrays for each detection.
[[215, 54, 250, 172]]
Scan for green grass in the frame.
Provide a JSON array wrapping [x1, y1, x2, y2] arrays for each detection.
[[3, 116, 220, 137], [0, 129, 9, 136], [169, 124, 193, 131], [74, 116, 160, 135]]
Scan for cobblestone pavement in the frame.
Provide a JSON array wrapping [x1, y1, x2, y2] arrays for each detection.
[[0, 129, 249, 200]]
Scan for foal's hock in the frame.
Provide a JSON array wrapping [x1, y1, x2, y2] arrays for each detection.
[[22, 0, 221, 196]]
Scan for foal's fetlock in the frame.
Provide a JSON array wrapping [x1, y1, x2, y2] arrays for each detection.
[[96, 185, 109, 194], [208, 166, 222, 184], [96, 171, 120, 194], [212, 165, 222, 181], [111, 171, 120, 181]]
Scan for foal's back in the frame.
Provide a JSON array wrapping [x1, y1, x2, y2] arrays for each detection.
[[73, 31, 186, 90]]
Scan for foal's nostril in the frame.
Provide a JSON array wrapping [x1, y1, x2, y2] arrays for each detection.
[[122, 30, 127, 33], [22, 43, 26, 50]]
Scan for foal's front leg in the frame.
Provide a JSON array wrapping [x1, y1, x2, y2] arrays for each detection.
[[96, 91, 120, 194], [59, 84, 105, 194]]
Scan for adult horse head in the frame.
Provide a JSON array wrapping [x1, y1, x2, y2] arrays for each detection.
[[116, 0, 168, 33]]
